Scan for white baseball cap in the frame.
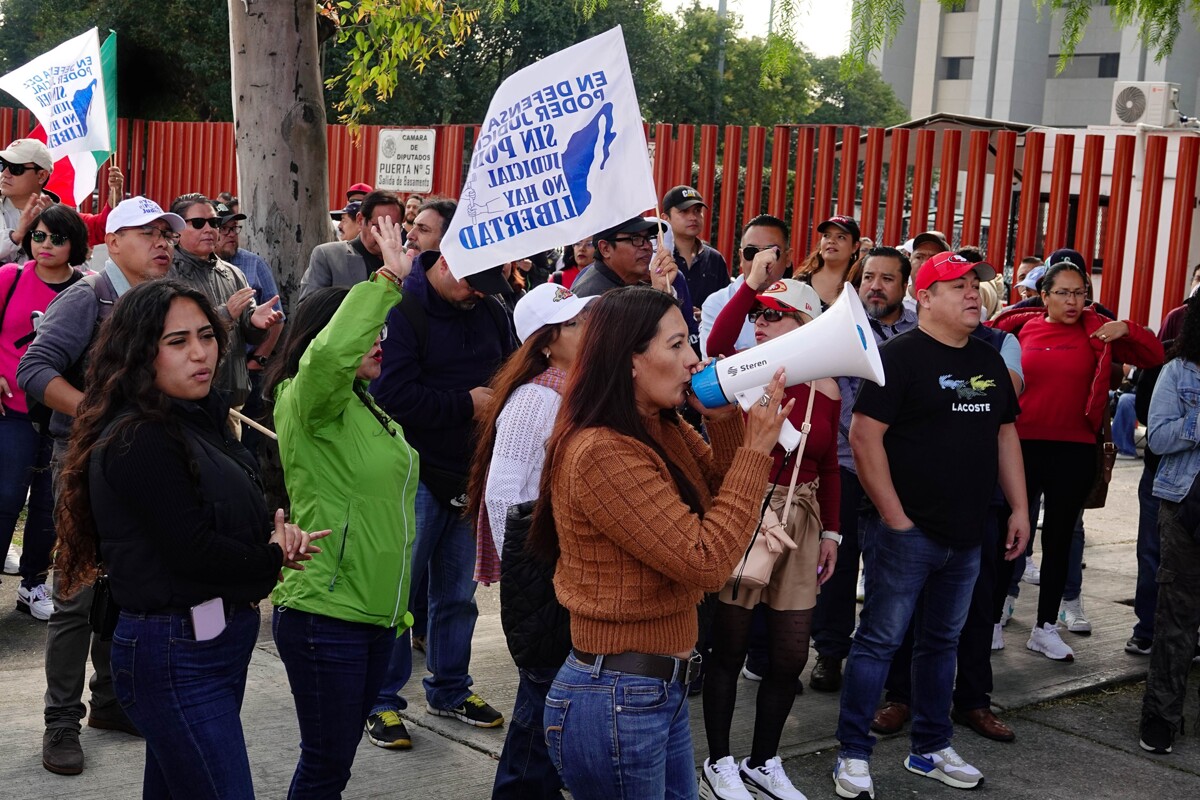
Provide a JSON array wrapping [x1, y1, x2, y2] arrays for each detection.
[[0, 138, 53, 171], [513, 282, 596, 343], [755, 279, 823, 319], [105, 196, 186, 234]]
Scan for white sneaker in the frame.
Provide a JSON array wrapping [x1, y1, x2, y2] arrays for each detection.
[[3, 544, 19, 575], [741, 664, 764, 682], [740, 756, 806, 800], [1022, 558, 1041, 585], [991, 623, 1005, 651], [16, 583, 54, 621], [856, 571, 866, 603], [701, 756, 753, 800], [999, 594, 1017, 627], [1059, 597, 1092, 634], [903, 746, 983, 789], [832, 756, 874, 799], [1028, 622, 1075, 661]]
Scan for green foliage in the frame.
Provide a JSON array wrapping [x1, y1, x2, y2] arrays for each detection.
[[807, 56, 908, 127]]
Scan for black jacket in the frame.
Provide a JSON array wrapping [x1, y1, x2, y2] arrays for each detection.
[[499, 501, 571, 669], [89, 392, 282, 612]]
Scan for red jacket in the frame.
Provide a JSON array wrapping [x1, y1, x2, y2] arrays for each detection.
[[988, 306, 1164, 436]]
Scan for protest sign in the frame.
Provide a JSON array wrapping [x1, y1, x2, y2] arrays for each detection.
[[440, 26, 656, 279]]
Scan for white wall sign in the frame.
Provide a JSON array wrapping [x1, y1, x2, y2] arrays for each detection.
[[375, 128, 436, 193]]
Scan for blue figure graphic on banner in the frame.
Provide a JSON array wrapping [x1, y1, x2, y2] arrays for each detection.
[[561, 102, 615, 216], [71, 79, 96, 135]]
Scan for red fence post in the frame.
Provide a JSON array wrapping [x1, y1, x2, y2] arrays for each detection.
[[1163, 137, 1200, 316], [1073, 134, 1105, 267], [987, 131, 1017, 296], [790, 127, 815, 264], [768, 125, 791, 221], [653, 123, 673, 201], [1131, 135, 1168, 325], [909, 129, 936, 238], [1014, 131, 1046, 264], [743, 125, 767, 227], [860, 127, 885, 242], [717, 125, 742, 267], [839, 126, 860, 217], [811, 125, 837, 244], [960, 130, 989, 246], [883, 128, 910, 248], [936, 129, 961, 239], [673, 124, 695, 189], [1100, 135, 1136, 312], [698, 125, 719, 243], [1043, 133, 1075, 254]]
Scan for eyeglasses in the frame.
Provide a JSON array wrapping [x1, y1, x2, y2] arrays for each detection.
[[129, 225, 181, 245], [30, 230, 69, 246], [1048, 289, 1087, 299], [219, 225, 242, 235], [184, 217, 221, 229], [612, 234, 652, 248], [748, 308, 797, 324], [742, 244, 780, 262], [0, 159, 38, 176]]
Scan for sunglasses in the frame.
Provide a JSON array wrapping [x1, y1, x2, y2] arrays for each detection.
[[31, 230, 69, 246], [742, 244, 781, 262], [0, 159, 39, 176], [184, 217, 221, 229], [747, 308, 794, 324]]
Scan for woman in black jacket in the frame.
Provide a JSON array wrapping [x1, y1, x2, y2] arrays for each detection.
[[54, 280, 326, 800]]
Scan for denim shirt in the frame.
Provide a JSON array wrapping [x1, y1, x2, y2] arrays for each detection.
[[1148, 357, 1200, 502]]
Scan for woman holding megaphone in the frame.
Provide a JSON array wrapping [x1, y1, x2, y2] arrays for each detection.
[[698, 246, 841, 800]]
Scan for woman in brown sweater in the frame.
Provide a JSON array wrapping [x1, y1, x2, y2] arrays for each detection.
[[528, 286, 791, 800]]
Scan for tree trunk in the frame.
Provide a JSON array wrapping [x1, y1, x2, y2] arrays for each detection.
[[228, 0, 329, 312]]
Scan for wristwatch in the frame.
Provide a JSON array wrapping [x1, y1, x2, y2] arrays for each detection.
[[248, 355, 268, 367], [820, 531, 843, 545]]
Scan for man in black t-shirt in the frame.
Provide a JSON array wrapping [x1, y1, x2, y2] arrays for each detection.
[[832, 252, 1029, 799]]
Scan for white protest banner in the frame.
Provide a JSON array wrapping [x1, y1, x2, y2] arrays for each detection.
[[376, 128, 436, 193], [0, 28, 111, 158], [441, 26, 656, 279]]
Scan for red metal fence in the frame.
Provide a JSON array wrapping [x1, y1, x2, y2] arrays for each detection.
[[2, 107, 1197, 326]]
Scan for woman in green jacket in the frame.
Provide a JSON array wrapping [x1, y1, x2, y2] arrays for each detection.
[[265, 216, 418, 798]]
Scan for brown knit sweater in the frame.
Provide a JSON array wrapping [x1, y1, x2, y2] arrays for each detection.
[[550, 412, 773, 656]]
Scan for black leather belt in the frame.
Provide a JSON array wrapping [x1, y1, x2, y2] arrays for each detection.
[[573, 649, 702, 684]]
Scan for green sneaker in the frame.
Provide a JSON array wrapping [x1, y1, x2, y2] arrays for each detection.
[[427, 693, 504, 728], [365, 710, 412, 749]]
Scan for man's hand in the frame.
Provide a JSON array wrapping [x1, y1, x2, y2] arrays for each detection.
[[1004, 510, 1031, 562], [107, 165, 125, 208], [470, 386, 494, 422], [746, 246, 781, 291], [226, 287, 256, 320], [15, 193, 53, 240], [251, 295, 284, 330]]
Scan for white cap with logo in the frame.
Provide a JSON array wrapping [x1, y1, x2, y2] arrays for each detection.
[[513, 282, 596, 343], [0, 138, 53, 172], [106, 196, 186, 234]]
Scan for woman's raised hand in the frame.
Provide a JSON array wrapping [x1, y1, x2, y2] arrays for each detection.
[[373, 215, 413, 283], [743, 367, 794, 455]]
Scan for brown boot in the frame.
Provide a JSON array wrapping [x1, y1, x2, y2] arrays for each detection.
[[42, 727, 84, 775]]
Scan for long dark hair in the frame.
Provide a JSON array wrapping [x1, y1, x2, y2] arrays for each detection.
[[1169, 294, 1200, 363], [24, 204, 89, 267], [527, 286, 702, 560], [465, 324, 562, 526], [54, 280, 228, 597], [263, 287, 351, 401]]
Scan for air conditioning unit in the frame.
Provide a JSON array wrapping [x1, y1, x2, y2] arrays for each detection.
[[1110, 82, 1179, 127]]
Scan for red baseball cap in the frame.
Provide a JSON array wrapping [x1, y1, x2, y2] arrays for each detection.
[[346, 182, 373, 199], [913, 251, 996, 293]]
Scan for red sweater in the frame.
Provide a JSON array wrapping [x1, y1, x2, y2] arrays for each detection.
[[707, 279, 841, 530]]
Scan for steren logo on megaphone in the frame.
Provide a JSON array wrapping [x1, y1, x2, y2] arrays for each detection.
[[691, 284, 886, 451]]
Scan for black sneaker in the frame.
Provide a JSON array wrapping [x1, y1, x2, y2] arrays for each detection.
[[365, 710, 412, 749], [810, 654, 843, 692], [1124, 637, 1152, 655], [428, 693, 504, 728], [43, 727, 84, 775], [1139, 715, 1174, 754]]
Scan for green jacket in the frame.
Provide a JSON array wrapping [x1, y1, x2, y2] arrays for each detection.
[[271, 277, 418, 630]]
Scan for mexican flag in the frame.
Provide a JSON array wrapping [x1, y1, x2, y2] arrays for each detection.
[[0, 29, 117, 208]]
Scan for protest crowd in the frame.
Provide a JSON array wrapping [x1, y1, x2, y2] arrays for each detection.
[[1, 113, 1198, 800]]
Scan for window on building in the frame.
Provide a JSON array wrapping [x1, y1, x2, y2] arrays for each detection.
[[943, 57, 974, 80], [1098, 53, 1120, 78], [1048, 53, 1121, 79], [946, 0, 980, 10]]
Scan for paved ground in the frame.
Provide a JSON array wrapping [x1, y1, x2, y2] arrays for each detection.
[[1, 455, 1199, 798]]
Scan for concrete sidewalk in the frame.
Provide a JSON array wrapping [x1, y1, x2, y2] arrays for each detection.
[[1, 456, 1197, 798]]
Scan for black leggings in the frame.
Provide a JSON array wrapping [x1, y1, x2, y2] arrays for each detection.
[[702, 601, 812, 767], [1020, 439, 1096, 627]]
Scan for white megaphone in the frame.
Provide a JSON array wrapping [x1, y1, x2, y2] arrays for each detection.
[[690, 282, 886, 452]]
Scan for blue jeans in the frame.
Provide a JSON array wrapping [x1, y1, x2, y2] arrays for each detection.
[[0, 412, 56, 589], [493, 666, 565, 799], [273, 607, 394, 799], [544, 654, 696, 800], [111, 604, 259, 800], [1134, 459, 1161, 640], [373, 481, 479, 713], [837, 518, 980, 759], [1113, 392, 1138, 456]]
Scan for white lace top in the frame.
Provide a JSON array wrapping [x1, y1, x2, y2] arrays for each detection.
[[484, 382, 562, 552]]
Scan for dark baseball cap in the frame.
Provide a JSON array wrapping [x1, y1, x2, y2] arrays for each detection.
[[420, 250, 509, 295], [213, 201, 247, 226], [662, 185, 707, 213], [817, 215, 861, 241], [593, 216, 667, 247], [912, 231, 950, 253], [1048, 248, 1088, 271], [330, 200, 361, 220]]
